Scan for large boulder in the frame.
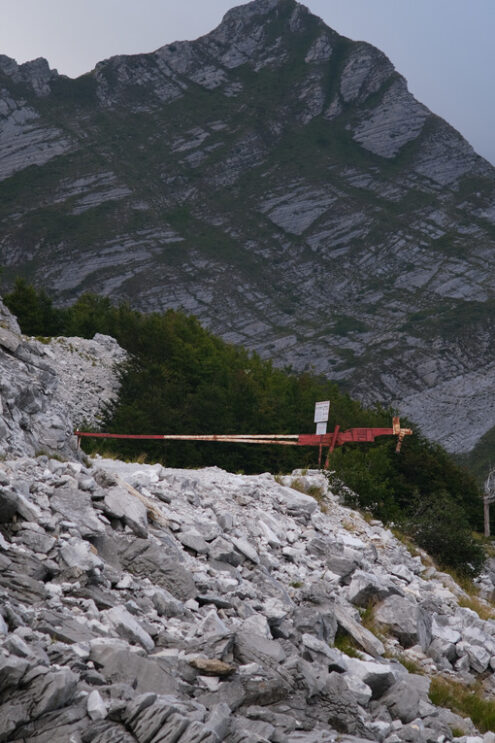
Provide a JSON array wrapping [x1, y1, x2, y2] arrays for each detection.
[[348, 570, 402, 607], [0, 298, 126, 460], [100, 606, 155, 652], [0, 487, 19, 522], [379, 675, 431, 723], [117, 538, 196, 601], [334, 603, 385, 657], [0, 667, 79, 741], [456, 641, 491, 673], [89, 639, 177, 696], [103, 485, 149, 538], [374, 595, 432, 649], [50, 485, 105, 537], [345, 657, 397, 699], [309, 672, 371, 737], [274, 486, 318, 519], [431, 614, 461, 644]]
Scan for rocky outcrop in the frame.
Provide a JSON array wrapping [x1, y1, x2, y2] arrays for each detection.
[[0, 55, 58, 96], [1, 0, 495, 453], [0, 298, 126, 458]]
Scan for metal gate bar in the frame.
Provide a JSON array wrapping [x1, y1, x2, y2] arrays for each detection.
[[74, 417, 412, 456]]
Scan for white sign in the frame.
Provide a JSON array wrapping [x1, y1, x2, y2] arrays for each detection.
[[314, 400, 330, 424], [316, 422, 327, 435]]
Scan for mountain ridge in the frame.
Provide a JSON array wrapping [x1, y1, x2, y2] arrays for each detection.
[[1, 0, 495, 453]]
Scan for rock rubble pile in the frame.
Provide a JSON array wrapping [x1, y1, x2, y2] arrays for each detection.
[[1, 452, 495, 743]]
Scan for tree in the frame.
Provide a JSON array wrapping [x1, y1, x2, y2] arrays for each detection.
[[4, 278, 64, 336]]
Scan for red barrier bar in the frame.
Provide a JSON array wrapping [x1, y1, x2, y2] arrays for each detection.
[[74, 417, 412, 472], [74, 423, 412, 449]]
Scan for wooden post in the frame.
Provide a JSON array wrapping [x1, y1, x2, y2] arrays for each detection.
[[484, 469, 495, 539]]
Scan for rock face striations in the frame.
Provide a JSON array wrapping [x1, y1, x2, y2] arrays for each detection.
[[1, 0, 495, 452]]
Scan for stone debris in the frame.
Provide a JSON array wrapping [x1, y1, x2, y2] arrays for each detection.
[[87, 689, 107, 721], [2, 301, 495, 741], [1, 442, 495, 741], [189, 657, 236, 676]]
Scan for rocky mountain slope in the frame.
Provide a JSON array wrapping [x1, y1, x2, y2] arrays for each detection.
[[1, 0, 495, 452], [2, 299, 495, 742]]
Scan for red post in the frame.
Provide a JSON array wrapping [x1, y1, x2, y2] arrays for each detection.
[[324, 425, 340, 469]]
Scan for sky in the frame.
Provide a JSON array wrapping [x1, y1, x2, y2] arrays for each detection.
[[1, 0, 495, 164]]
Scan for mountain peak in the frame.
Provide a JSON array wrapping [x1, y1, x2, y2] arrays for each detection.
[[94, 0, 323, 105], [215, 0, 313, 40], [221, 0, 294, 21]]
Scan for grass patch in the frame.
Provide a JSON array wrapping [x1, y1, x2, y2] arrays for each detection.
[[289, 477, 328, 512], [429, 676, 495, 733], [333, 629, 361, 658], [359, 602, 377, 632], [359, 599, 389, 642], [289, 477, 306, 494], [437, 565, 494, 611], [359, 509, 375, 524], [306, 484, 325, 500], [93, 449, 121, 461], [395, 654, 425, 675], [35, 449, 66, 462], [342, 517, 358, 533], [447, 572, 495, 620], [457, 595, 495, 621], [445, 569, 480, 596]]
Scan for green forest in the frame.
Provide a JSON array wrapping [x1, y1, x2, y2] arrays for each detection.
[[3, 279, 486, 575]]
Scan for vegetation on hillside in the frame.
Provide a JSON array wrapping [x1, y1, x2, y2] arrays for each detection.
[[4, 279, 485, 575]]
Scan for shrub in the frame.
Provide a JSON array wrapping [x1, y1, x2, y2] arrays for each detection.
[[403, 490, 484, 577]]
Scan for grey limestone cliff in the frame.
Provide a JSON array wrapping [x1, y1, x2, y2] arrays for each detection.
[[1, 0, 495, 452]]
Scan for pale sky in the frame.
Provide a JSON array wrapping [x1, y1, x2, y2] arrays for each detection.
[[1, 0, 494, 164]]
